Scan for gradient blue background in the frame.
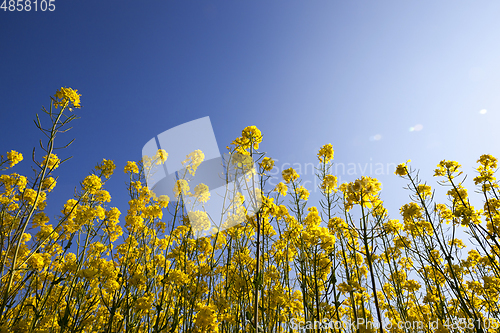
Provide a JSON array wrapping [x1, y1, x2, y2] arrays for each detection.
[[1, 0, 500, 227]]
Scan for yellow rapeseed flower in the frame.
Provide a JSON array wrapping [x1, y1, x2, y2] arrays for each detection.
[[416, 184, 432, 198], [321, 174, 338, 193], [28, 253, 47, 271], [260, 157, 275, 171], [173, 179, 190, 197], [434, 160, 461, 178], [317, 143, 334, 163], [158, 194, 170, 208], [42, 153, 60, 170], [282, 167, 299, 183], [340, 176, 381, 210], [295, 185, 309, 201], [231, 125, 263, 153], [182, 150, 204, 175], [274, 182, 288, 196], [194, 183, 210, 203], [155, 149, 168, 165], [41, 177, 57, 192], [474, 154, 498, 187], [96, 159, 116, 179], [242, 125, 262, 150], [395, 159, 411, 176], [54, 87, 81, 109], [82, 174, 103, 194], [400, 202, 422, 221], [188, 210, 211, 233], [6, 150, 23, 167], [124, 161, 139, 174]]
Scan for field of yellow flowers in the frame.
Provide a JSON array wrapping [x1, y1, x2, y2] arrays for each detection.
[[1, 89, 499, 333]]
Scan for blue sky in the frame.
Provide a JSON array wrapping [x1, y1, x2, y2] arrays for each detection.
[[1, 0, 500, 226]]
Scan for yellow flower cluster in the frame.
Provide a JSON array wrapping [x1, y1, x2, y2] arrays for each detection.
[[95, 158, 116, 179], [435, 203, 453, 224], [158, 194, 170, 208], [6, 92, 500, 333], [282, 167, 299, 183], [173, 179, 190, 197], [317, 143, 334, 163], [416, 183, 432, 198], [340, 176, 381, 210], [400, 202, 422, 221], [194, 183, 210, 203], [474, 154, 498, 190], [260, 156, 274, 171], [274, 182, 287, 196], [27, 253, 50, 271], [294, 185, 310, 201], [320, 174, 337, 193], [41, 177, 56, 192], [42, 153, 60, 170], [82, 174, 103, 194], [188, 210, 211, 232], [22, 188, 47, 209], [155, 148, 168, 165], [54, 87, 81, 109], [194, 303, 218, 332], [6, 150, 23, 167], [0, 173, 27, 197], [231, 125, 262, 154], [383, 219, 403, 234], [135, 294, 154, 311], [434, 159, 462, 178], [124, 161, 139, 174], [394, 159, 411, 176], [182, 149, 204, 176]]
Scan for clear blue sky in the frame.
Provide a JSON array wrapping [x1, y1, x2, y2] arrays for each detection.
[[1, 0, 500, 224]]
